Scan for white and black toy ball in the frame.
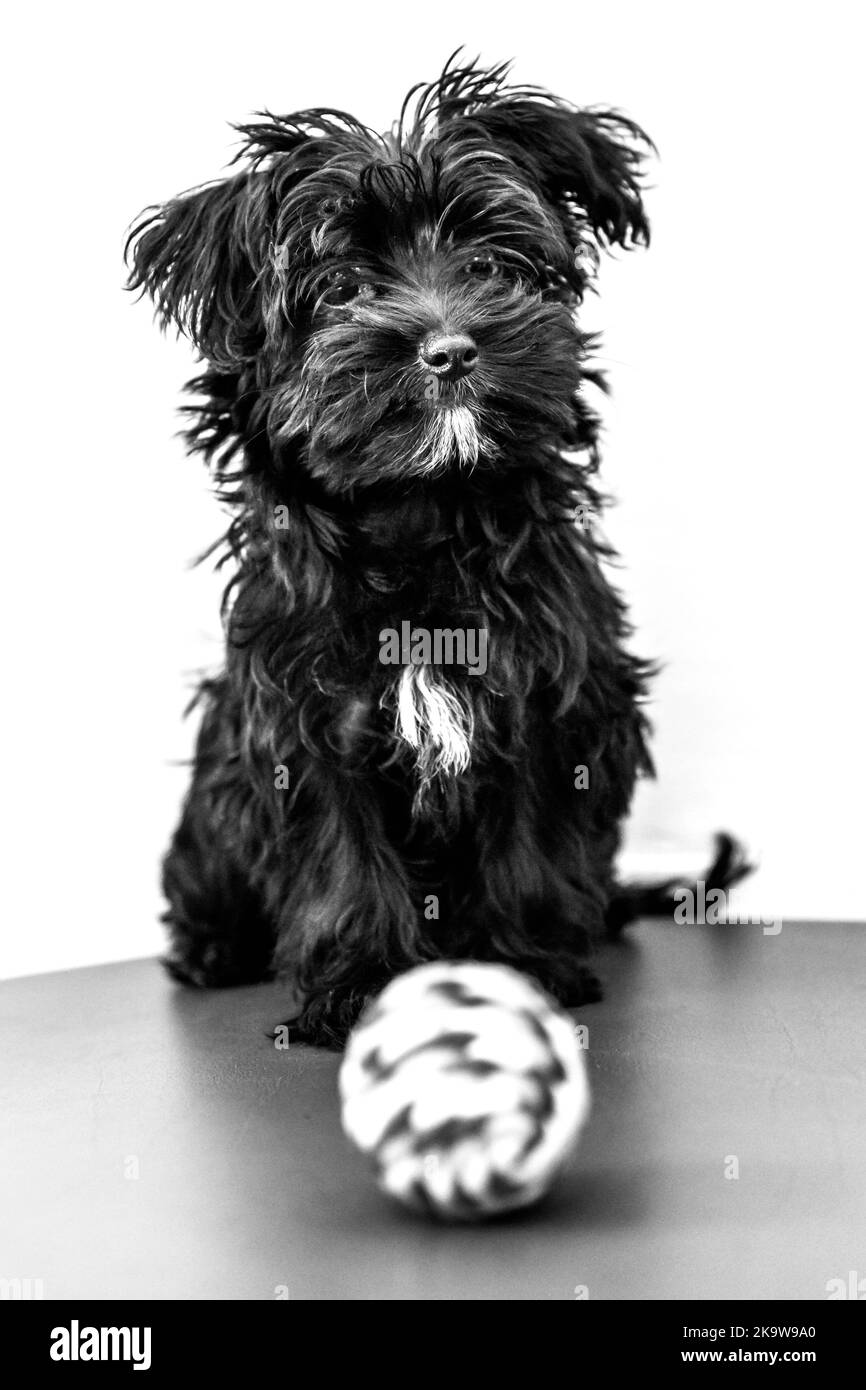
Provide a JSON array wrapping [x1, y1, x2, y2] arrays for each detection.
[[339, 961, 590, 1220]]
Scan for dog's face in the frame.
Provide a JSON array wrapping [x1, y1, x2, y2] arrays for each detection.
[[128, 59, 651, 492], [269, 139, 592, 487]]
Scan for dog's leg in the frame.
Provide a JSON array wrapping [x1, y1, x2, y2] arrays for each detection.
[[162, 794, 275, 989], [162, 683, 275, 988], [273, 773, 422, 1046], [448, 781, 607, 1007]]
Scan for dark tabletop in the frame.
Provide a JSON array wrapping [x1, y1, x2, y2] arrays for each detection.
[[1, 921, 864, 1300]]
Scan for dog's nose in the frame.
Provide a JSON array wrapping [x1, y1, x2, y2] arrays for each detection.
[[419, 332, 478, 380]]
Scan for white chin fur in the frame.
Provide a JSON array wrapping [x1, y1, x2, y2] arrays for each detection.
[[421, 404, 481, 472]]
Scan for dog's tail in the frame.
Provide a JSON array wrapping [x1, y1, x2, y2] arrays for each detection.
[[605, 832, 753, 937]]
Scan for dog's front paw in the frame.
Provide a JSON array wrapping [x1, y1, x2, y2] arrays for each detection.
[[163, 939, 272, 989], [279, 985, 374, 1050], [520, 959, 603, 1009]]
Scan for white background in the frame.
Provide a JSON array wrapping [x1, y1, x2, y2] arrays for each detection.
[[2, 0, 864, 978]]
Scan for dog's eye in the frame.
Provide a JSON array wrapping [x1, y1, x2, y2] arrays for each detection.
[[320, 270, 372, 307], [462, 255, 499, 280]]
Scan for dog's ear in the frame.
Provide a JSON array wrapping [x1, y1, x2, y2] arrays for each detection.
[[126, 171, 271, 369], [445, 94, 653, 254]]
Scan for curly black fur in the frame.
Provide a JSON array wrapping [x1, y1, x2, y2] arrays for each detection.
[[127, 54, 747, 1047]]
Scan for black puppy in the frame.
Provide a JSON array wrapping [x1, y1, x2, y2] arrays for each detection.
[[127, 55, 747, 1045]]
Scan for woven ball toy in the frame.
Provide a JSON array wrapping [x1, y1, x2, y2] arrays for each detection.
[[338, 961, 590, 1219]]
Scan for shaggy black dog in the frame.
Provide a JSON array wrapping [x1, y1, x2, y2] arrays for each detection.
[[127, 56, 747, 1046]]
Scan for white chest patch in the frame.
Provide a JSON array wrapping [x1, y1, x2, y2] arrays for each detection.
[[393, 664, 473, 788]]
